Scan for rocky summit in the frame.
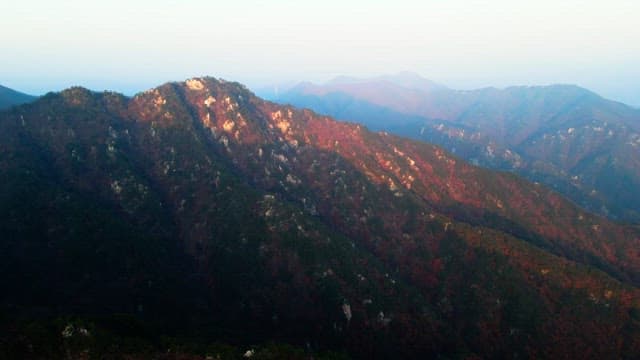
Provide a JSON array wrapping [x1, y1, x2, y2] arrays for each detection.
[[2, 77, 640, 359]]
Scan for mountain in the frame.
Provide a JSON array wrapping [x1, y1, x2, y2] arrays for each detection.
[[0, 84, 36, 110], [324, 72, 448, 94], [2, 77, 640, 358], [275, 74, 640, 222]]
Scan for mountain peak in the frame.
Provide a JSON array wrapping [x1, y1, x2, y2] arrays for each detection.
[[58, 86, 99, 108], [323, 72, 447, 93], [174, 76, 256, 99]]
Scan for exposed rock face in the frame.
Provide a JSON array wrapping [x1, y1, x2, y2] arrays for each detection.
[[2, 77, 640, 358]]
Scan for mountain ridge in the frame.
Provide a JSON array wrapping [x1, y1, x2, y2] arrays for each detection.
[[0, 84, 37, 110], [2, 76, 640, 358], [274, 75, 640, 222]]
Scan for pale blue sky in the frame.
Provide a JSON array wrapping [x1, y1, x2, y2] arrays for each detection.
[[1, 0, 639, 106]]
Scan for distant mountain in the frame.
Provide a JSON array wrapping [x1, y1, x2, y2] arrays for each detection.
[[0, 84, 36, 109], [2, 77, 640, 358], [324, 71, 448, 93], [276, 74, 640, 222]]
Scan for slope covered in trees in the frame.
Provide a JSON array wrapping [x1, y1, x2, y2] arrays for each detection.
[[2, 77, 640, 358], [275, 74, 640, 222]]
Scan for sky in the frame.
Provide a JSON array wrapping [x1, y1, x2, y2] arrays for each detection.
[[1, 0, 639, 106]]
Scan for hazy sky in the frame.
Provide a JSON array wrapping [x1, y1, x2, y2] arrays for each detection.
[[2, 0, 639, 106]]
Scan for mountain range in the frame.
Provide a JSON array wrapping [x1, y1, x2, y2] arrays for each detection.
[[0, 85, 36, 110], [271, 73, 640, 222], [2, 77, 640, 358]]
